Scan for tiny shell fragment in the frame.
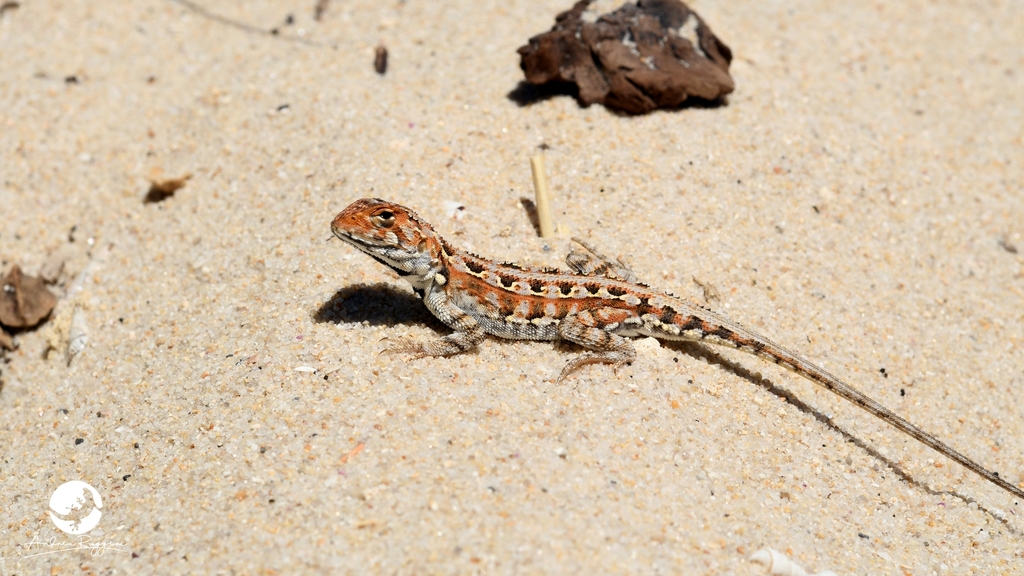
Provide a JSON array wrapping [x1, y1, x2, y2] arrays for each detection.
[[66, 307, 88, 365], [748, 548, 838, 576], [443, 201, 466, 221]]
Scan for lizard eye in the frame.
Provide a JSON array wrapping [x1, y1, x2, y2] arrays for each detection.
[[372, 210, 395, 228]]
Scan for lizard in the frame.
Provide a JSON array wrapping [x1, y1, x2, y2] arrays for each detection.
[[330, 197, 1024, 502]]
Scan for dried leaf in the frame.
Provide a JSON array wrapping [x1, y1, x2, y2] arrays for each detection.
[[145, 170, 192, 204], [0, 265, 58, 328], [517, 0, 733, 114]]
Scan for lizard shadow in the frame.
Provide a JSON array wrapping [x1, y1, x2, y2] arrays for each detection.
[[311, 285, 1018, 529], [312, 283, 446, 332], [666, 341, 1018, 532]]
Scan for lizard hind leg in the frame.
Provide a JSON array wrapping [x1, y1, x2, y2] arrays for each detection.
[[566, 238, 640, 283], [556, 309, 637, 383]]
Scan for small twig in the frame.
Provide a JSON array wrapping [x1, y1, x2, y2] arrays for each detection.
[[340, 442, 365, 463], [530, 155, 555, 238]]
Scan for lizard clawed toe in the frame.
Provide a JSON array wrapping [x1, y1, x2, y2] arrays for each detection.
[[556, 354, 630, 384], [379, 336, 428, 358]]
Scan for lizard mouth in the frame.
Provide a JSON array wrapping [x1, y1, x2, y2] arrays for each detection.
[[332, 229, 387, 250], [332, 229, 412, 275]]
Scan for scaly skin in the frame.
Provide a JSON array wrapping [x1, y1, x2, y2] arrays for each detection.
[[331, 197, 1024, 502]]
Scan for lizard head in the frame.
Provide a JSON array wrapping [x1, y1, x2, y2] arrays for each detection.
[[331, 198, 440, 279]]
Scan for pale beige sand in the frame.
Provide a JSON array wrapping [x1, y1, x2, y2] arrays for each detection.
[[2, 0, 1024, 573]]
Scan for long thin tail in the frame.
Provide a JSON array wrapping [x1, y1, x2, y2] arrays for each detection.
[[770, 338, 1023, 500], [683, 305, 1024, 501]]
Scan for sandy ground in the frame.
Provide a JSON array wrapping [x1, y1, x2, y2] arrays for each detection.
[[2, 0, 1024, 573]]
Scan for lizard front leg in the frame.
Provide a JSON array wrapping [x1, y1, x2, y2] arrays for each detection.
[[385, 289, 486, 357], [556, 307, 638, 382], [566, 238, 640, 283]]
